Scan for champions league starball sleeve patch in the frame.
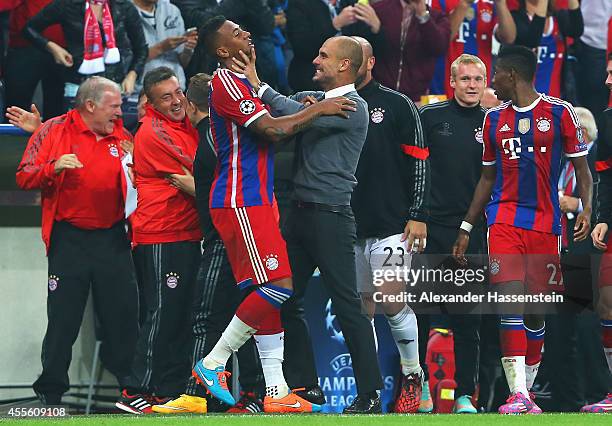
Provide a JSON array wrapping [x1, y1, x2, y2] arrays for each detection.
[[239, 100, 256, 115]]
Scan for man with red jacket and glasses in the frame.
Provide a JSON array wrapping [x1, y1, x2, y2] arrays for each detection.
[[15, 76, 139, 406], [115, 66, 202, 414]]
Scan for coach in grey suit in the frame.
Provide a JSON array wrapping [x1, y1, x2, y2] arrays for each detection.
[[242, 36, 384, 413]]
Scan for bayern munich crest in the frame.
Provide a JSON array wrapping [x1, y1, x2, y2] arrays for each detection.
[[475, 127, 483, 144], [48, 275, 59, 292], [480, 10, 493, 23], [166, 272, 179, 289], [108, 143, 119, 157], [536, 117, 551, 133], [239, 100, 256, 115], [264, 254, 279, 271], [489, 258, 501, 275], [370, 108, 385, 124]]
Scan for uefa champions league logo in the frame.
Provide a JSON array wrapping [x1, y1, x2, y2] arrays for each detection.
[[325, 299, 345, 345]]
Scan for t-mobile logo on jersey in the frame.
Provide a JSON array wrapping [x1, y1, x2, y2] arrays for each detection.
[[536, 46, 548, 64], [502, 137, 548, 160], [455, 21, 471, 44], [502, 137, 522, 160]]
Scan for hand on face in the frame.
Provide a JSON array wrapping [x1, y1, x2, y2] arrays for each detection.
[[231, 47, 260, 89]]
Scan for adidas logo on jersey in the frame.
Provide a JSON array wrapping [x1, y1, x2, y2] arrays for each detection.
[[500, 123, 512, 132]]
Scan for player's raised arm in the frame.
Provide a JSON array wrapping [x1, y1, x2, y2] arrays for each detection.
[[249, 97, 356, 143]]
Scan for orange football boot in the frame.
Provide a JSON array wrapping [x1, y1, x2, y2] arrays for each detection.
[[263, 392, 323, 413]]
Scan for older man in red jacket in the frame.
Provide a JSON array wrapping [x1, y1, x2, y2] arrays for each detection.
[[16, 76, 139, 406], [372, 0, 450, 102]]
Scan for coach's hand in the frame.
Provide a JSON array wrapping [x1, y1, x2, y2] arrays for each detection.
[[452, 231, 470, 266], [54, 154, 83, 174], [231, 48, 260, 90], [315, 97, 356, 118], [402, 220, 427, 253], [573, 208, 591, 241]]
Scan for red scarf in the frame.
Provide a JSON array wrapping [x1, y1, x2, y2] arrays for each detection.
[[79, 0, 120, 75]]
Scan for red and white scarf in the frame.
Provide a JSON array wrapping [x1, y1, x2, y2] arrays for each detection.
[[79, 0, 120, 75]]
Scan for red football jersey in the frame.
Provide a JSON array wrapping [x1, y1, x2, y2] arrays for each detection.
[[209, 68, 274, 209], [482, 95, 587, 235]]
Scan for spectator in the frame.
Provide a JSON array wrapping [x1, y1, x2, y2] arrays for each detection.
[[23, 0, 148, 107], [267, 0, 290, 93], [429, 0, 516, 98], [4, 0, 65, 120], [173, 0, 275, 79], [511, 0, 583, 99], [286, 0, 384, 92], [131, 0, 198, 90], [372, 0, 450, 103], [285, 0, 336, 92], [15, 76, 139, 406], [575, 0, 612, 130], [337, 1, 387, 52]]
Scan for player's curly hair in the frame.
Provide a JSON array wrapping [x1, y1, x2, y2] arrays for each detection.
[[199, 15, 226, 56], [497, 45, 537, 83]]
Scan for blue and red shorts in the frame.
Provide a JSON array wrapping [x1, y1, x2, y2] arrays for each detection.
[[487, 223, 563, 293]]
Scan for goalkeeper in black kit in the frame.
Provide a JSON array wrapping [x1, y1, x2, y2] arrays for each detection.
[[418, 54, 489, 414]]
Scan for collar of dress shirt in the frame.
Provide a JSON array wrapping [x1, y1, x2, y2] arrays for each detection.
[[324, 83, 356, 99]]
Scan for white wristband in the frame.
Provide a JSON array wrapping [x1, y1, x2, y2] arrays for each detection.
[[460, 221, 473, 233], [257, 83, 270, 98]]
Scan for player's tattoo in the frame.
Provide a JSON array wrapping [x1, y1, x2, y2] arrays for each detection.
[[292, 117, 317, 133], [262, 126, 288, 139]]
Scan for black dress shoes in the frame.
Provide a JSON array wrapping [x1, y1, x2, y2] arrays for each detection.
[[343, 392, 382, 414]]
